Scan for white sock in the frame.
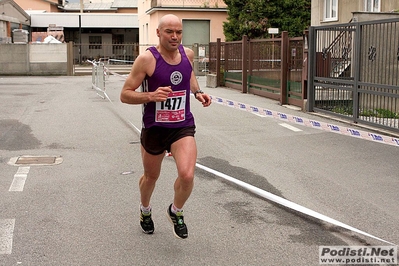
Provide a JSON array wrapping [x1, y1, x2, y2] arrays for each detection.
[[171, 203, 183, 214], [140, 204, 151, 214]]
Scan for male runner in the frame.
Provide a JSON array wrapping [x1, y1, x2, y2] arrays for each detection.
[[120, 14, 211, 239]]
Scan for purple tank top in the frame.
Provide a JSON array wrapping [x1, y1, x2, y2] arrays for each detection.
[[141, 45, 195, 129]]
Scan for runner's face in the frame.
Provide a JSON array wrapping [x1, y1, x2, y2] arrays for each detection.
[[158, 22, 182, 51]]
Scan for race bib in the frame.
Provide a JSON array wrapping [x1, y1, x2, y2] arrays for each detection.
[[155, 90, 186, 122]]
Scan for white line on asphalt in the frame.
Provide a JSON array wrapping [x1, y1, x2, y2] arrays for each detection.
[[195, 163, 395, 246], [0, 219, 15, 254], [9, 166, 30, 192], [253, 113, 266, 117], [279, 123, 303, 132]]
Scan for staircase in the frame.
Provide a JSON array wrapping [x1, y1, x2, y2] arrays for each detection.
[[325, 20, 353, 78]]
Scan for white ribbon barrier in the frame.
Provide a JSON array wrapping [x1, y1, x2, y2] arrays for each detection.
[[210, 96, 399, 147]]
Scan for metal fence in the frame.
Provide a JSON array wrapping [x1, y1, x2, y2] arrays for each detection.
[[87, 59, 108, 100], [209, 33, 306, 108], [73, 43, 139, 65], [308, 18, 399, 132], [72, 42, 209, 76]]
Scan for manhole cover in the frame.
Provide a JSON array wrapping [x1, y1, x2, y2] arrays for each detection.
[[8, 156, 63, 166]]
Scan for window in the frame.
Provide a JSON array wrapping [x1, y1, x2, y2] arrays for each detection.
[[89, 36, 102, 49], [145, 23, 148, 45], [112, 35, 124, 55], [365, 0, 380, 12], [324, 0, 338, 21]]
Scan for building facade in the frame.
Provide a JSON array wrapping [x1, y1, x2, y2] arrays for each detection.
[[10, 0, 227, 59], [138, 0, 227, 54], [0, 0, 30, 43], [311, 0, 399, 26]]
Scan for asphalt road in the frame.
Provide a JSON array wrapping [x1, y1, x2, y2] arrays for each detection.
[[0, 75, 398, 266]]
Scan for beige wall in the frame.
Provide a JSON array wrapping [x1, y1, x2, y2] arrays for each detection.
[[0, 1, 29, 23], [382, 1, 399, 12], [0, 43, 68, 75], [311, 0, 399, 26], [14, 0, 59, 12], [311, 0, 360, 26], [353, 11, 399, 22], [138, 0, 226, 54], [148, 0, 226, 8]]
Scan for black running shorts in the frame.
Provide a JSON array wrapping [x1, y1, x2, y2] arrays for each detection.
[[140, 125, 196, 155]]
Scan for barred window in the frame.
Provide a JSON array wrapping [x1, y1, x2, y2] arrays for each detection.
[[89, 36, 102, 49]]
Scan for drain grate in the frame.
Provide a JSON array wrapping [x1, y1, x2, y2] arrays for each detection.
[[16, 156, 56, 165], [8, 156, 63, 166]]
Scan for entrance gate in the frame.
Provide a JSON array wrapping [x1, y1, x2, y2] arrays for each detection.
[[308, 18, 399, 133]]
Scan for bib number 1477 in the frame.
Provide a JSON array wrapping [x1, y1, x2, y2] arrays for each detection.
[[155, 90, 186, 122], [160, 97, 182, 110]]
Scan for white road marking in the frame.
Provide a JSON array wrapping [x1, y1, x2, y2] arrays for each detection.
[[195, 163, 395, 246], [279, 123, 303, 132], [9, 167, 30, 192], [253, 113, 266, 117], [0, 219, 15, 254]]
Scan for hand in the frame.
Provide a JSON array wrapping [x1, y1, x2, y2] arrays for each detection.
[[152, 86, 172, 102], [197, 93, 212, 107]]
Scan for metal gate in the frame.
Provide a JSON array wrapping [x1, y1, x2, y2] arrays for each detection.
[[308, 18, 399, 132], [209, 33, 306, 108]]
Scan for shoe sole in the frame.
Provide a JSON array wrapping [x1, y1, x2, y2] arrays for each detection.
[[141, 228, 154, 234], [166, 210, 187, 239], [140, 220, 154, 234]]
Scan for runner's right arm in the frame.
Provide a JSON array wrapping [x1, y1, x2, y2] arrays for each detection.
[[120, 51, 172, 105]]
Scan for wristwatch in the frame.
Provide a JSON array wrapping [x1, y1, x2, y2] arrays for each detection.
[[194, 89, 204, 98]]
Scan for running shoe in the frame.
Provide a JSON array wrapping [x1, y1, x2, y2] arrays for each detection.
[[166, 204, 188, 239], [140, 209, 154, 234]]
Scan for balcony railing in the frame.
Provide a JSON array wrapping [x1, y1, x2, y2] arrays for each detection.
[[151, 0, 227, 8]]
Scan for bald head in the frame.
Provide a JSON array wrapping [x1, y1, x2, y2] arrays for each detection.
[[156, 14, 183, 51], [158, 14, 182, 30]]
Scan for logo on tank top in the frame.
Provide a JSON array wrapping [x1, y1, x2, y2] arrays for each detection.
[[170, 71, 183, 85]]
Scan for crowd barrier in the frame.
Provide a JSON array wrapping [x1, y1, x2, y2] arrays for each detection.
[[87, 60, 108, 99]]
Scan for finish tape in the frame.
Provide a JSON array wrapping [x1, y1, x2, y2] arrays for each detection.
[[210, 95, 399, 147], [196, 163, 396, 246]]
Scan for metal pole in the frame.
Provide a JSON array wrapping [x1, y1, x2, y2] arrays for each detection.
[[307, 27, 316, 112], [280, 31, 288, 105], [79, 0, 83, 64], [216, 38, 221, 87], [79, 15, 82, 64], [242, 35, 248, 94]]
